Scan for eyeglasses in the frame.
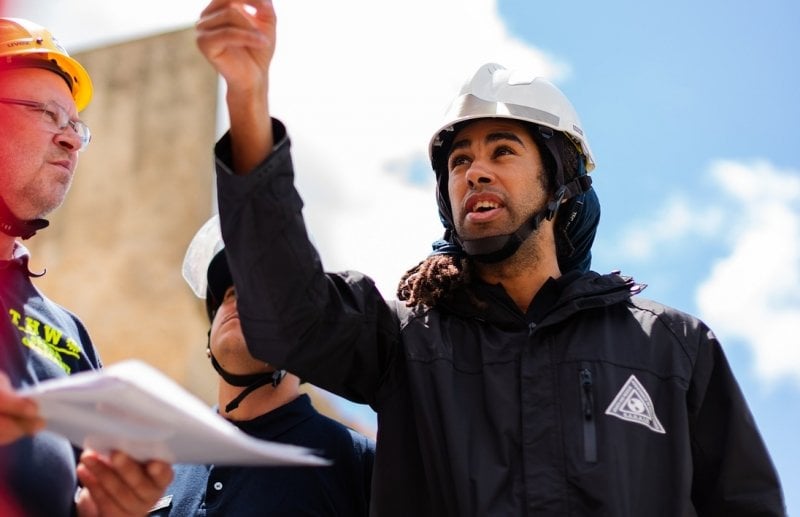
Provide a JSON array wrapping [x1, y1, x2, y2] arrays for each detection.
[[0, 97, 91, 152]]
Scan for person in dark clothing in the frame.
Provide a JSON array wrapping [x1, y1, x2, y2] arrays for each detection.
[[194, 1, 786, 515], [0, 16, 172, 517], [149, 222, 374, 516]]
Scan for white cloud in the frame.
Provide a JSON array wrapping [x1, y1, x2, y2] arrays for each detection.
[[696, 160, 800, 388], [614, 195, 724, 261], [611, 159, 800, 388]]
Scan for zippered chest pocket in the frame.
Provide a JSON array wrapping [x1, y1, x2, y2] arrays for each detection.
[[579, 362, 598, 463]]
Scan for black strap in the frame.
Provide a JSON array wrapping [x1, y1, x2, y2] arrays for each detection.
[[0, 196, 49, 240], [224, 376, 273, 413], [207, 345, 286, 413]]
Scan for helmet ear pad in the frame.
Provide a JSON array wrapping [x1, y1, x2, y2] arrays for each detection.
[[525, 125, 600, 273], [431, 122, 460, 233], [554, 188, 600, 273]]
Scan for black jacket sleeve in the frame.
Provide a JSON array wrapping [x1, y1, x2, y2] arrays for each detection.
[[687, 323, 786, 516], [214, 119, 401, 406]]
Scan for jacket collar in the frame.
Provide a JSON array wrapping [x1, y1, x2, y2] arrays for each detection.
[[436, 271, 643, 328]]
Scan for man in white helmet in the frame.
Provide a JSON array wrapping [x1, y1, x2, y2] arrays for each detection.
[[0, 17, 172, 516], [148, 218, 374, 515], [195, 1, 785, 515]]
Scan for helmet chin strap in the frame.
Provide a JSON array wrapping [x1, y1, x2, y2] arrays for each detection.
[[0, 196, 49, 239], [459, 212, 545, 263], [206, 338, 286, 413], [457, 184, 567, 264]]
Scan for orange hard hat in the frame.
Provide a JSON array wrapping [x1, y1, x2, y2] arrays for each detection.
[[0, 17, 93, 111]]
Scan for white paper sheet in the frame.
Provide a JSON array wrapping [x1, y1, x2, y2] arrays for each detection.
[[19, 359, 330, 467]]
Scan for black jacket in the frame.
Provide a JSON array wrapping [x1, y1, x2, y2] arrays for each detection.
[[214, 120, 785, 516]]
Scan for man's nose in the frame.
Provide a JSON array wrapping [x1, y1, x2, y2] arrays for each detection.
[[465, 162, 495, 189], [54, 129, 81, 152]]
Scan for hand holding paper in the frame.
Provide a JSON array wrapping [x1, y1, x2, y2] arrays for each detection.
[[19, 360, 329, 466], [0, 370, 44, 444]]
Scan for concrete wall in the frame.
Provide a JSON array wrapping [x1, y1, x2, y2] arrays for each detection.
[[24, 27, 375, 438], [27, 26, 219, 403]]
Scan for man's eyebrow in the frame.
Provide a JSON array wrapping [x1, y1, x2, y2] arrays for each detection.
[[449, 131, 525, 156], [486, 131, 524, 145]]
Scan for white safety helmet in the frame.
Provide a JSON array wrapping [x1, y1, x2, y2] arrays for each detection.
[[182, 214, 224, 300], [429, 62, 595, 173]]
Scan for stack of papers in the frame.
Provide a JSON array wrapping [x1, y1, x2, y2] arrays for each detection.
[[19, 359, 329, 467]]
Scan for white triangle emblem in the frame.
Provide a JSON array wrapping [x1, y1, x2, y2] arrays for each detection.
[[604, 375, 665, 434]]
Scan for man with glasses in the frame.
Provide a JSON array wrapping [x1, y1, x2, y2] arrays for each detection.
[[0, 17, 172, 516]]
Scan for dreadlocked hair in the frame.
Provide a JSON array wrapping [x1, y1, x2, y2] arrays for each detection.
[[397, 253, 471, 308]]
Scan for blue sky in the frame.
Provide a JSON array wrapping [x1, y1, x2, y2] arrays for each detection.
[[8, 0, 799, 510]]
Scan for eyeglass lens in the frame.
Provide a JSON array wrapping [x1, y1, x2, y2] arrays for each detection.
[[41, 101, 91, 150]]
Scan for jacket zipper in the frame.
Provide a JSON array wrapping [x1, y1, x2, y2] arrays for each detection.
[[579, 363, 598, 463]]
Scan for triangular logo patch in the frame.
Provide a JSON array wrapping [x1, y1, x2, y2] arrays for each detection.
[[604, 375, 665, 434]]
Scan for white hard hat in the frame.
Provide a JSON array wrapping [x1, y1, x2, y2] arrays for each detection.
[[182, 214, 223, 299], [429, 62, 595, 172]]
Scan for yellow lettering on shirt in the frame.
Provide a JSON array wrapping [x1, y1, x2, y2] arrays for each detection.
[[7, 309, 83, 374]]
